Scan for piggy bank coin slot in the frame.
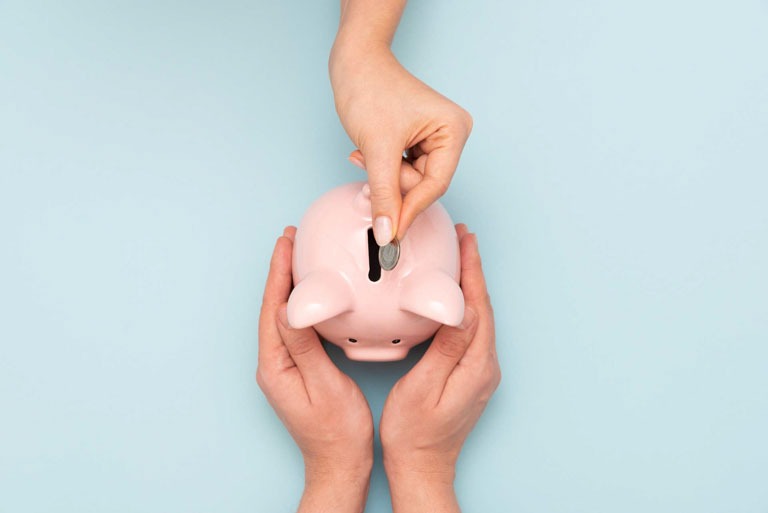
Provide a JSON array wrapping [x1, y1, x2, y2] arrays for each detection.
[[367, 228, 382, 282]]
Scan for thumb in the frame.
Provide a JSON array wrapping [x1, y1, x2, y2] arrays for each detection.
[[276, 304, 335, 384], [361, 142, 403, 246], [407, 307, 479, 399]]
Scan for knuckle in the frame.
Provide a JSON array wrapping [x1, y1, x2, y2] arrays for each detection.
[[287, 332, 317, 356], [422, 175, 449, 199], [489, 366, 502, 391], [450, 107, 473, 134], [460, 109, 474, 133], [435, 332, 469, 359], [255, 367, 271, 392], [370, 185, 400, 205], [476, 356, 501, 388], [431, 176, 450, 197], [478, 389, 495, 405], [476, 367, 501, 402]]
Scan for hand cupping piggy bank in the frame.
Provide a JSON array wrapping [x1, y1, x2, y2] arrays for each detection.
[[287, 182, 464, 361]]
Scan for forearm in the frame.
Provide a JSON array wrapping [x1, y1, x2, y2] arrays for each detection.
[[335, 0, 407, 49], [331, 0, 407, 84], [297, 465, 372, 513], [387, 468, 461, 513]]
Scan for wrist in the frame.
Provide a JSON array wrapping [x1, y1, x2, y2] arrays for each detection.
[[331, 0, 404, 61], [305, 450, 373, 485], [332, 25, 391, 57], [300, 459, 372, 513], [329, 35, 392, 85], [383, 447, 457, 482], [386, 467, 459, 513], [384, 462, 456, 488]]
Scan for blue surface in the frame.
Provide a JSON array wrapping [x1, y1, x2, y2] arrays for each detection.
[[1, 1, 767, 512]]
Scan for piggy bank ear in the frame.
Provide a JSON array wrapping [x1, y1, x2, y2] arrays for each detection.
[[399, 270, 465, 326], [287, 271, 354, 329]]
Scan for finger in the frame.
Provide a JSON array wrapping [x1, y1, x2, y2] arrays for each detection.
[[361, 142, 403, 246], [457, 232, 497, 358], [398, 146, 461, 240], [276, 304, 339, 392], [258, 230, 295, 359], [261, 229, 295, 310], [348, 150, 423, 195], [406, 144, 425, 162], [461, 299, 497, 364], [455, 223, 469, 240], [349, 150, 365, 171], [411, 153, 428, 174], [459, 232, 489, 306], [403, 306, 479, 403], [398, 160, 423, 194]]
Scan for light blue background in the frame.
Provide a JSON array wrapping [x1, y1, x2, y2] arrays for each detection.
[[1, 1, 767, 512]]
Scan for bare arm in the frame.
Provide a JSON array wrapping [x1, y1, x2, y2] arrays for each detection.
[[334, 0, 407, 49], [330, 0, 472, 247]]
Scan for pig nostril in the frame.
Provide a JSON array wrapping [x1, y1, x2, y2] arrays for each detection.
[[348, 338, 358, 343], [391, 339, 401, 344]]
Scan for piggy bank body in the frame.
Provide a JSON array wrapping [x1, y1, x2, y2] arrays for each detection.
[[287, 182, 464, 361]]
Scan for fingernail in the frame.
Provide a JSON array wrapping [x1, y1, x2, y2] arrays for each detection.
[[459, 307, 477, 330], [473, 233, 479, 250], [349, 156, 365, 170], [373, 216, 393, 246], [277, 304, 290, 328]]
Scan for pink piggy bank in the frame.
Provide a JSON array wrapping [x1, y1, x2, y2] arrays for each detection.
[[287, 182, 465, 361]]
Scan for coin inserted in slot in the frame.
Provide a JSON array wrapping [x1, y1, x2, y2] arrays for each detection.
[[378, 238, 400, 271]]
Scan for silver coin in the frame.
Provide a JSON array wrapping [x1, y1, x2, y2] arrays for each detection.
[[378, 238, 400, 271]]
